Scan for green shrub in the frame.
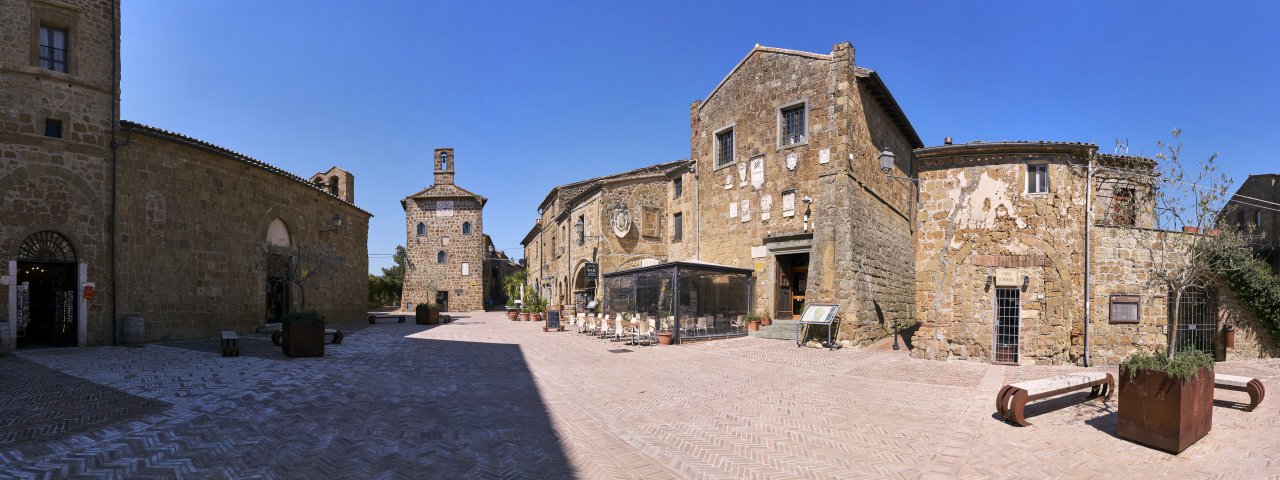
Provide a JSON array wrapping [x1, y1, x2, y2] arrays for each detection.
[[1120, 350, 1214, 381], [1211, 248, 1280, 348], [280, 311, 325, 325]]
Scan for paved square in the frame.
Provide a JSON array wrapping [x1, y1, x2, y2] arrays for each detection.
[[2, 311, 1277, 479]]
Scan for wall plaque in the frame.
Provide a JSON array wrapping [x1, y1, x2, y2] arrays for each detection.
[[994, 269, 1020, 287]]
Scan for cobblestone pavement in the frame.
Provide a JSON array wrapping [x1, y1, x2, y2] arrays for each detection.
[[2, 311, 1278, 479]]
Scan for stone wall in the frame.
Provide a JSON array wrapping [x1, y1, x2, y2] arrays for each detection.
[[116, 125, 370, 341], [1227, 174, 1280, 273], [403, 196, 485, 312]]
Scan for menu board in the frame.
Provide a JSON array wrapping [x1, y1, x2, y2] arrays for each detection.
[[545, 310, 561, 330]]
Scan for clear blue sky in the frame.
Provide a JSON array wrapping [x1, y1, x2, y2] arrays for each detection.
[[119, 0, 1280, 274]]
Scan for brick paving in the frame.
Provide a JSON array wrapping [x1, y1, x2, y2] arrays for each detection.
[[2, 311, 1278, 479]]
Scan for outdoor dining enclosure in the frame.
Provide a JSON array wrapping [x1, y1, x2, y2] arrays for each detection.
[[602, 261, 753, 343]]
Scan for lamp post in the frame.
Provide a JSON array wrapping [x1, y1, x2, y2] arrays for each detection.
[[879, 148, 917, 351]]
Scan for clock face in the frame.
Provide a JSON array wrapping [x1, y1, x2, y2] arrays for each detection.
[[786, 153, 798, 171]]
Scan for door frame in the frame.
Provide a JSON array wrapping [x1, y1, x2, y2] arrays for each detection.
[[992, 287, 1021, 365]]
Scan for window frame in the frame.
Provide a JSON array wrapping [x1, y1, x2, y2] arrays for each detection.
[[672, 212, 683, 242], [1026, 163, 1050, 194], [43, 118, 63, 138], [777, 99, 808, 149], [712, 124, 736, 170], [1108, 294, 1141, 324], [673, 177, 683, 199], [416, 222, 426, 236], [462, 222, 472, 235], [437, 251, 447, 264], [29, 4, 78, 76]]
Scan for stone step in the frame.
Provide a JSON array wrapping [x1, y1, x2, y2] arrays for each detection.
[[749, 329, 797, 341]]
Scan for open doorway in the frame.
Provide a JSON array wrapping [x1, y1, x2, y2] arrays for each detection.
[[15, 231, 79, 348], [436, 290, 450, 313], [774, 253, 809, 320]]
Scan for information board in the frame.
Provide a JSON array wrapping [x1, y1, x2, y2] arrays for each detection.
[[545, 310, 561, 331]]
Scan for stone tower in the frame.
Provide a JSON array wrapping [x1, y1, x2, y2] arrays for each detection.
[[401, 148, 489, 312], [0, 0, 121, 348]]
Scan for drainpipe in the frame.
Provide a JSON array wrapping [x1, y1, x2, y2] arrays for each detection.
[[109, 4, 120, 346], [693, 164, 701, 260], [1083, 149, 1095, 367]]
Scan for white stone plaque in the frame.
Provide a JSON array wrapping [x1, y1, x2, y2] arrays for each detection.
[[461, 262, 470, 276], [786, 153, 798, 171], [738, 162, 748, 185], [729, 201, 737, 218], [725, 175, 733, 190], [782, 191, 796, 217], [740, 200, 751, 222], [819, 148, 830, 164], [441, 236, 450, 246], [750, 157, 765, 188], [995, 269, 1020, 287], [760, 194, 773, 212], [435, 200, 455, 217], [751, 246, 768, 258]]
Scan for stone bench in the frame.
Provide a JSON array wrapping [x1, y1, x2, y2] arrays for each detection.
[[1215, 374, 1265, 412], [996, 372, 1114, 426], [220, 331, 239, 357], [368, 314, 406, 324]]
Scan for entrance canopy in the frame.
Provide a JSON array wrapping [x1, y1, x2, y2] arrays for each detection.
[[602, 260, 753, 343]]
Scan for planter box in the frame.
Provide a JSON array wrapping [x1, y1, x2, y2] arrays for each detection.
[[282, 319, 325, 357], [415, 305, 440, 325], [1117, 366, 1213, 454]]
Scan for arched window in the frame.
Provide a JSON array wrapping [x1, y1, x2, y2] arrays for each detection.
[[19, 231, 76, 262], [440, 152, 450, 171], [328, 176, 339, 196], [437, 251, 447, 264], [416, 223, 426, 236], [462, 222, 472, 235]]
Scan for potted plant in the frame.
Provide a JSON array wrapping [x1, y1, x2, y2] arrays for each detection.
[[657, 317, 674, 345], [518, 304, 531, 321], [760, 312, 772, 326], [746, 313, 761, 332], [415, 302, 440, 325], [280, 311, 325, 357], [1116, 349, 1215, 454], [506, 305, 520, 320]]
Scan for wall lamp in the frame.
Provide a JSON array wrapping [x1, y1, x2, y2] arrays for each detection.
[[319, 214, 343, 234], [879, 148, 918, 184]]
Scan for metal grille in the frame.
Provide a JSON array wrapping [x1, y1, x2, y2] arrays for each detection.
[[1170, 288, 1216, 356], [716, 130, 733, 167], [781, 105, 806, 145], [994, 288, 1020, 364], [19, 231, 76, 262]]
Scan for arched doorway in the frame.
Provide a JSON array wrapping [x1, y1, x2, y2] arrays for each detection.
[[265, 219, 292, 324], [573, 263, 597, 314], [16, 231, 79, 347]]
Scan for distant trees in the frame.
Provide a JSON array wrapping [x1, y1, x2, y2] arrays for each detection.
[[369, 245, 406, 307]]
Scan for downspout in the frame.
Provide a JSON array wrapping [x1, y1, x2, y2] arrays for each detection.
[[1083, 148, 1095, 367], [693, 164, 701, 260], [109, 3, 120, 346]]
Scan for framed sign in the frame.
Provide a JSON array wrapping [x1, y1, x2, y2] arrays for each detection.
[[545, 310, 562, 332], [995, 269, 1020, 287], [798, 304, 839, 324], [584, 263, 598, 278]]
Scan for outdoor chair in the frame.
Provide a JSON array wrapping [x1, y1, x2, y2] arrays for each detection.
[[696, 316, 709, 336], [598, 316, 612, 339], [636, 318, 653, 346], [613, 315, 626, 342], [732, 315, 745, 333]]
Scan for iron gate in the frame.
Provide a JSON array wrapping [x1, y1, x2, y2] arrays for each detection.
[[994, 287, 1020, 364], [1171, 288, 1216, 356]]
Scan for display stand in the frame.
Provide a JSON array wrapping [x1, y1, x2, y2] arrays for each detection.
[[794, 304, 840, 351], [544, 310, 565, 332]]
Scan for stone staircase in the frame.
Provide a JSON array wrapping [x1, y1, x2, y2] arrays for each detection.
[[749, 319, 799, 341]]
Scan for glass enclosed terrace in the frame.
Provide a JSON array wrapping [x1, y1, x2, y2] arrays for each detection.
[[602, 261, 753, 343]]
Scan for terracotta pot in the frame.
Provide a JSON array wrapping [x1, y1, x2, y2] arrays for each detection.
[[519, 313, 530, 321], [747, 321, 760, 332], [761, 316, 772, 326], [657, 332, 674, 345], [1117, 366, 1213, 454], [507, 309, 519, 320]]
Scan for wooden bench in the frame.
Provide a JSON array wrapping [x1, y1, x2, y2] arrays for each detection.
[[271, 328, 344, 346], [220, 331, 240, 357], [996, 372, 1114, 426], [1215, 374, 1265, 412], [368, 314, 406, 324]]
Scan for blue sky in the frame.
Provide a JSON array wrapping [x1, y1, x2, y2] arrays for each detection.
[[119, 1, 1280, 274]]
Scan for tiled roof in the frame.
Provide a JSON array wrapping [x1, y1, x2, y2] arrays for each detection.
[[121, 120, 372, 217], [538, 159, 689, 211], [404, 183, 488, 206]]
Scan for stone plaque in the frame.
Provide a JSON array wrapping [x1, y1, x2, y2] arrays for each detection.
[[782, 191, 796, 217], [995, 269, 1020, 287], [750, 156, 765, 188], [610, 203, 632, 238], [729, 201, 737, 218], [819, 148, 830, 164], [760, 194, 773, 212], [740, 200, 751, 222], [786, 153, 798, 171], [738, 162, 748, 185], [751, 246, 767, 258], [725, 175, 732, 190]]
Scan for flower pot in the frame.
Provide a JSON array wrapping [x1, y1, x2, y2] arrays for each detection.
[[519, 312, 530, 321], [282, 319, 325, 357], [534, 313, 544, 322], [507, 309, 519, 321], [747, 321, 760, 332], [657, 332, 674, 345], [1117, 366, 1213, 454], [761, 316, 772, 326]]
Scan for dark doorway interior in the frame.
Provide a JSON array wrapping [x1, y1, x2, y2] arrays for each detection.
[[436, 290, 450, 312], [266, 276, 289, 323], [16, 261, 77, 348], [774, 253, 810, 320]]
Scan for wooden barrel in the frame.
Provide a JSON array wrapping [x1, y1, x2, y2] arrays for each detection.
[[122, 313, 145, 347]]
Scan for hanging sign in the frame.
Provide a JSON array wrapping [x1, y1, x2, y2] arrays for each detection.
[[584, 263, 598, 278]]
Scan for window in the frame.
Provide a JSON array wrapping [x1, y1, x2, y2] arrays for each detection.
[[672, 212, 683, 241], [1109, 295, 1140, 324], [1027, 164, 1049, 194], [715, 128, 734, 168], [462, 222, 472, 235], [437, 251, 447, 264], [780, 103, 806, 146], [576, 215, 585, 245], [641, 206, 661, 239], [39, 26, 68, 73], [1110, 188, 1135, 226], [461, 262, 470, 276], [440, 151, 450, 171], [328, 176, 339, 196], [43, 118, 62, 138], [416, 223, 426, 236], [1257, 209, 1264, 228], [673, 177, 683, 199]]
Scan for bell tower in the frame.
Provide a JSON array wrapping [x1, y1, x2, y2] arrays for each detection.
[[434, 148, 455, 186]]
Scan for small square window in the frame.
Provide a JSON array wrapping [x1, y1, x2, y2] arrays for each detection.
[[39, 26, 68, 73], [673, 177, 683, 199], [780, 103, 806, 146], [44, 118, 63, 138], [715, 128, 734, 168], [1027, 164, 1049, 194], [1109, 295, 1140, 324], [672, 212, 683, 242]]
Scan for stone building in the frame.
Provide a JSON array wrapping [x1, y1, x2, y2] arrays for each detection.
[[1225, 174, 1280, 273], [909, 141, 1274, 365], [521, 160, 688, 311], [0, 0, 370, 350], [402, 148, 497, 312]]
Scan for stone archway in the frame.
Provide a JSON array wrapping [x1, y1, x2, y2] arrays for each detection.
[[264, 219, 292, 323], [14, 231, 79, 348]]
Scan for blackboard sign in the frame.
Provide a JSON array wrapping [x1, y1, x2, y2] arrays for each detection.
[[584, 263, 598, 278], [545, 310, 561, 331]]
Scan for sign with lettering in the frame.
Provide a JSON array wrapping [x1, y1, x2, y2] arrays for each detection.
[[995, 269, 1020, 287], [545, 310, 561, 330], [584, 263, 598, 278]]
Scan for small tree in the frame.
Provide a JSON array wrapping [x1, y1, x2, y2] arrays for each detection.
[[263, 243, 345, 312], [1146, 129, 1250, 356]]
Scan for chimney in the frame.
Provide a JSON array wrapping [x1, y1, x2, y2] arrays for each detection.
[[944, 137, 953, 146], [434, 148, 455, 186]]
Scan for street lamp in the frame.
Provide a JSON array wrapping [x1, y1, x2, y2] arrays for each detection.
[[879, 147, 917, 351]]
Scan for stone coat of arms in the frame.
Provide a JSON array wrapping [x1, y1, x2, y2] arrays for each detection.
[[611, 203, 632, 238]]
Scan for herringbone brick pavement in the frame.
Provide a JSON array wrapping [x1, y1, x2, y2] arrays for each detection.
[[3, 311, 1279, 479]]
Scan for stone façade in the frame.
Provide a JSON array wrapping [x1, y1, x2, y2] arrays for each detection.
[[401, 148, 492, 312]]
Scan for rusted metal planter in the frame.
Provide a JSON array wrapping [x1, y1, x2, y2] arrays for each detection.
[[415, 304, 440, 325], [282, 319, 325, 357], [1117, 366, 1213, 454]]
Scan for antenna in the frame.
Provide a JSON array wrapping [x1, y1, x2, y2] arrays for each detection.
[[1114, 138, 1129, 155]]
